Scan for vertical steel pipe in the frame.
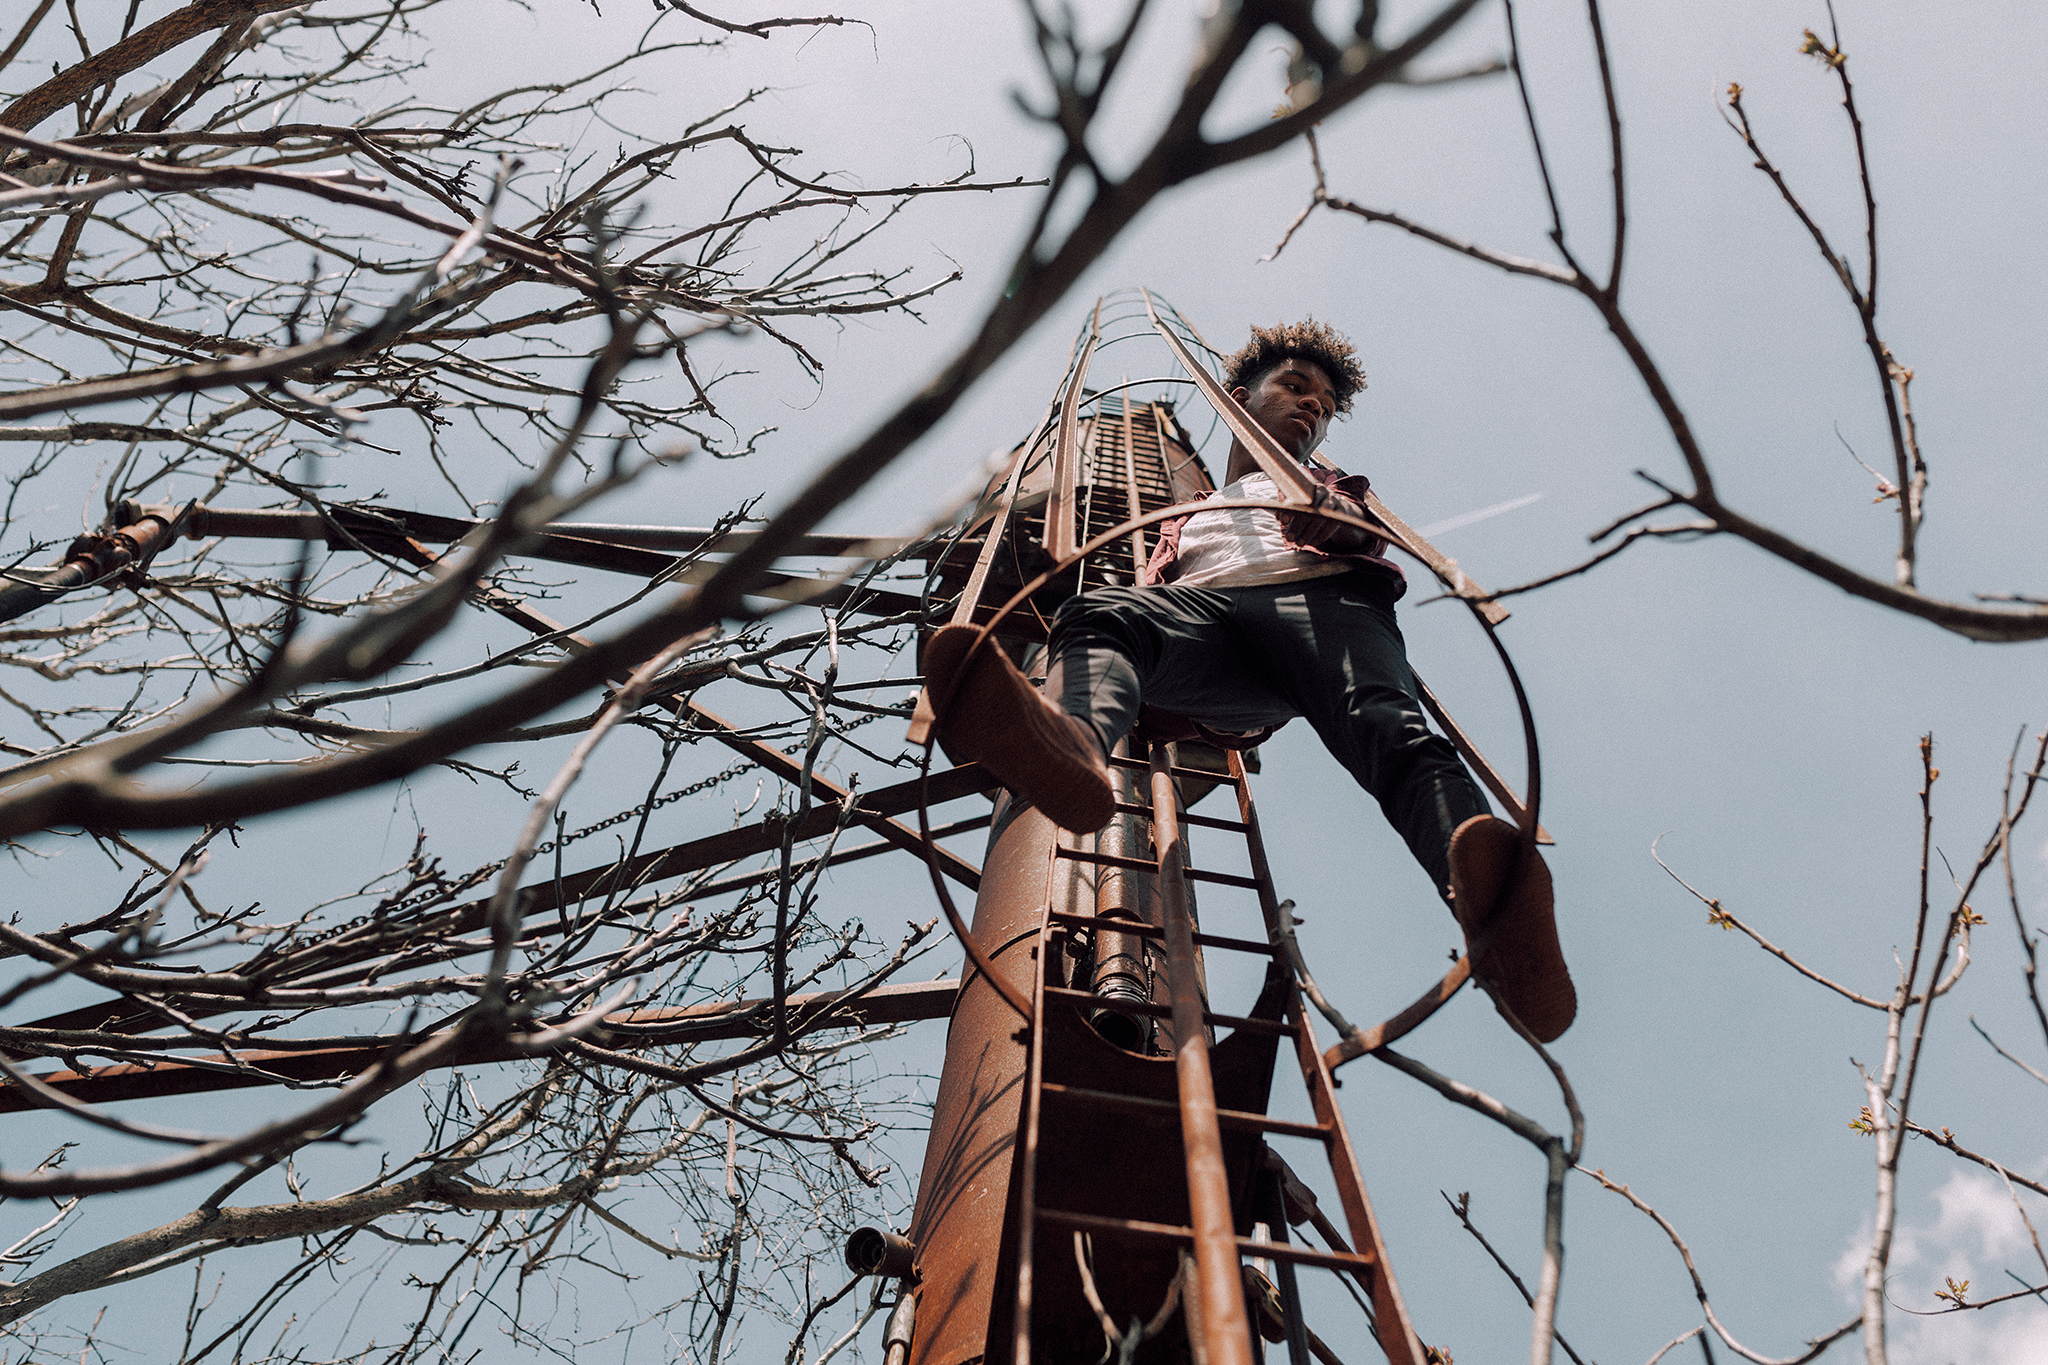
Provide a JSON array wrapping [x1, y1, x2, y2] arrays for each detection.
[[1150, 742, 1253, 1365], [1090, 758, 1155, 1050], [905, 801, 1057, 1365]]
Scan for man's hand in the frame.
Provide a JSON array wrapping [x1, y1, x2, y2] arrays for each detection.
[[1280, 491, 1377, 554]]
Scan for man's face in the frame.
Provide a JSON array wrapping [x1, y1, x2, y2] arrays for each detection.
[[1231, 358, 1336, 461]]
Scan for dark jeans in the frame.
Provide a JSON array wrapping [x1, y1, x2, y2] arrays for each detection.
[[1045, 571, 1489, 897]]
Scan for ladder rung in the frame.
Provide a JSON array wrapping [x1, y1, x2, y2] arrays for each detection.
[[1110, 800, 1249, 833], [1045, 911, 1277, 958], [1039, 1082, 1328, 1142], [1035, 1208, 1377, 1275], [1188, 867, 1261, 890], [1042, 986, 1297, 1038], [1055, 847, 1263, 891], [1106, 755, 1244, 787]]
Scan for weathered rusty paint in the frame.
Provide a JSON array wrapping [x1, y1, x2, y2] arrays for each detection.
[[1045, 299, 1102, 564], [905, 795, 1054, 1365], [1228, 749, 1430, 1365], [1151, 744, 1255, 1365], [1007, 833, 1058, 1365]]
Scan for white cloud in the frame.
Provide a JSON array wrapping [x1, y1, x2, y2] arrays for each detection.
[[1834, 1168, 2048, 1364]]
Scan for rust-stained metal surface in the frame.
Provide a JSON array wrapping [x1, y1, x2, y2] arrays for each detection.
[[156, 499, 928, 614], [926, 391, 1214, 646], [905, 795, 1050, 1365], [904, 762, 1290, 1364], [0, 503, 183, 624], [1150, 744, 1254, 1365], [901, 293, 1470, 1364], [898, 736, 1439, 1362], [0, 979, 964, 1112]]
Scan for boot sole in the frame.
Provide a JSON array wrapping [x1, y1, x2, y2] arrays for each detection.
[[922, 625, 1113, 833], [1449, 815, 1576, 1042]]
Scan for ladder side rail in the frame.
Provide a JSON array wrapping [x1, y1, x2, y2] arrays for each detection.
[[1133, 404, 1175, 509], [948, 440, 1034, 629], [1285, 992, 1428, 1365], [905, 422, 1040, 749], [1118, 387, 1147, 577], [1045, 300, 1102, 563], [1352, 489, 1510, 628], [1225, 750, 1430, 1365], [1010, 848, 1059, 1365], [1139, 290, 1320, 506], [1409, 668, 1551, 844], [1074, 415, 1104, 593], [1151, 741, 1256, 1365]]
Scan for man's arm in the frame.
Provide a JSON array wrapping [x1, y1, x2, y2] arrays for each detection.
[[1278, 471, 1384, 554]]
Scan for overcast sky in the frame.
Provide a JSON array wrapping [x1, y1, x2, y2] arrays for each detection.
[[8, 2, 2046, 1361]]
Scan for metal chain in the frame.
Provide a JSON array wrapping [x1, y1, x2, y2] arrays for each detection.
[[275, 759, 761, 954]]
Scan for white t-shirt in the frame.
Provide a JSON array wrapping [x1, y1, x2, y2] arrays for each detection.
[[1170, 475, 1351, 590]]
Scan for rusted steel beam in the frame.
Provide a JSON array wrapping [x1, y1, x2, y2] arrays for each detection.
[[162, 502, 925, 615], [1355, 489, 1510, 628], [16, 769, 994, 1038], [1151, 742, 1255, 1365], [0, 978, 960, 1112], [0, 503, 185, 623], [180, 505, 906, 558], [1140, 288, 1319, 507], [686, 701, 984, 893]]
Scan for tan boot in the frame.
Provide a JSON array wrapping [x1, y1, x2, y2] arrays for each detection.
[[918, 624, 1114, 834], [1448, 815, 1576, 1043]]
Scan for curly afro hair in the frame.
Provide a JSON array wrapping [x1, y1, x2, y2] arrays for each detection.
[[1221, 319, 1366, 415]]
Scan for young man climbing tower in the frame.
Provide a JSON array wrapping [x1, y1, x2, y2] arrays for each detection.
[[923, 320, 1576, 1042]]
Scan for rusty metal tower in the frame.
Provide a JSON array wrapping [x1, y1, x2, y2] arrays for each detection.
[[887, 290, 1544, 1365]]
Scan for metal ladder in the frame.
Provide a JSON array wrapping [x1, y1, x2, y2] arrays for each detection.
[[1009, 742, 1432, 1365]]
